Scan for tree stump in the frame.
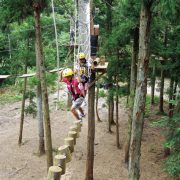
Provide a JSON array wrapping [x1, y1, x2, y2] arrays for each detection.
[[68, 131, 77, 145], [69, 126, 79, 138], [58, 145, 71, 163], [73, 120, 82, 132], [47, 166, 62, 180], [54, 155, 66, 175], [64, 137, 74, 153]]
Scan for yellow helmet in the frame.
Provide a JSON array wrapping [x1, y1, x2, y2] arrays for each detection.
[[62, 68, 74, 77], [79, 52, 86, 60]]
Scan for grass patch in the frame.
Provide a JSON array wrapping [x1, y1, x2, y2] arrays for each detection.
[[0, 94, 22, 105]]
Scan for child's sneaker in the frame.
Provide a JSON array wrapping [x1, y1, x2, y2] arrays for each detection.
[[80, 113, 86, 118]]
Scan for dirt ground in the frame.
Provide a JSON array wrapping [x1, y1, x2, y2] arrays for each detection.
[[0, 89, 172, 180]]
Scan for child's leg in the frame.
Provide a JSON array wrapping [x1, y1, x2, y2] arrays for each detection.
[[71, 108, 80, 120], [79, 107, 85, 116], [71, 100, 81, 120]]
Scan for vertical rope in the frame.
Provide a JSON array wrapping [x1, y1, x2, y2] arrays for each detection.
[[52, 0, 60, 110]]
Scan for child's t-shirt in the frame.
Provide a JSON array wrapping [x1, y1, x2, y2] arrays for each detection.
[[63, 77, 83, 100]]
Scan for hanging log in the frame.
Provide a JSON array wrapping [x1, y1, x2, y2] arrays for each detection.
[[64, 137, 74, 153], [47, 166, 62, 180], [58, 145, 72, 163], [54, 155, 66, 175]]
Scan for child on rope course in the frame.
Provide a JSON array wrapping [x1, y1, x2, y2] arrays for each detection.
[[60, 68, 86, 120], [74, 52, 89, 97]]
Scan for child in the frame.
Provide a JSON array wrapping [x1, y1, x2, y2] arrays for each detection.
[[60, 68, 85, 120], [75, 52, 89, 97]]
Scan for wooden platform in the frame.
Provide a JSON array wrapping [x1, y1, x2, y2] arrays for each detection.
[[94, 62, 108, 72], [0, 75, 11, 79], [0, 68, 63, 79]]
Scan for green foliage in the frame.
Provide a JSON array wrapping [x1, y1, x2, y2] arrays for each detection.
[[151, 96, 180, 178], [117, 85, 129, 97], [164, 154, 180, 177], [98, 89, 106, 98], [24, 101, 37, 118], [56, 100, 66, 111], [0, 93, 22, 105]]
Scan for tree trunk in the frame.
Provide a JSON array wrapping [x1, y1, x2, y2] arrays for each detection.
[[159, 67, 164, 113], [108, 90, 115, 132], [163, 76, 174, 157], [173, 79, 178, 100], [151, 61, 156, 105], [96, 83, 101, 122], [128, 1, 152, 179], [36, 83, 45, 155], [34, 5, 53, 169], [168, 76, 174, 118], [115, 76, 120, 148], [18, 63, 28, 145], [85, 72, 95, 180], [125, 27, 139, 163], [106, 0, 113, 33], [67, 92, 72, 109]]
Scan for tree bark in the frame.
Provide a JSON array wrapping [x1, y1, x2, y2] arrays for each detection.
[[96, 83, 101, 122], [125, 27, 139, 163], [85, 72, 95, 180], [34, 4, 53, 169], [18, 63, 28, 145], [36, 83, 45, 155], [163, 76, 174, 157], [168, 76, 174, 118], [115, 76, 120, 148], [151, 61, 156, 105], [67, 92, 72, 109], [159, 67, 165, 113], [128, 1, 152, 179]]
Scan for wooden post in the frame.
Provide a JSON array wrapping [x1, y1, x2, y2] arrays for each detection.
[[86, 1, 96, 179], [47, 166, 62, 180], [69, 126, 79, 138], [74, 120, 82, 132], [54, 155, 66, 175], [58, 145, 72, 163], [68, 131, 77, 145], [64, 137, 74, 153]]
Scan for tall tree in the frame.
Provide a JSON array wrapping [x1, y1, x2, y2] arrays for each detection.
[[125, 26, 139, 164], [33, 1, 53, 168], [128, 0, 153, 179]]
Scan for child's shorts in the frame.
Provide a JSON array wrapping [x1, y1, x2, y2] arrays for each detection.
[[72, 97, 84, 109]]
